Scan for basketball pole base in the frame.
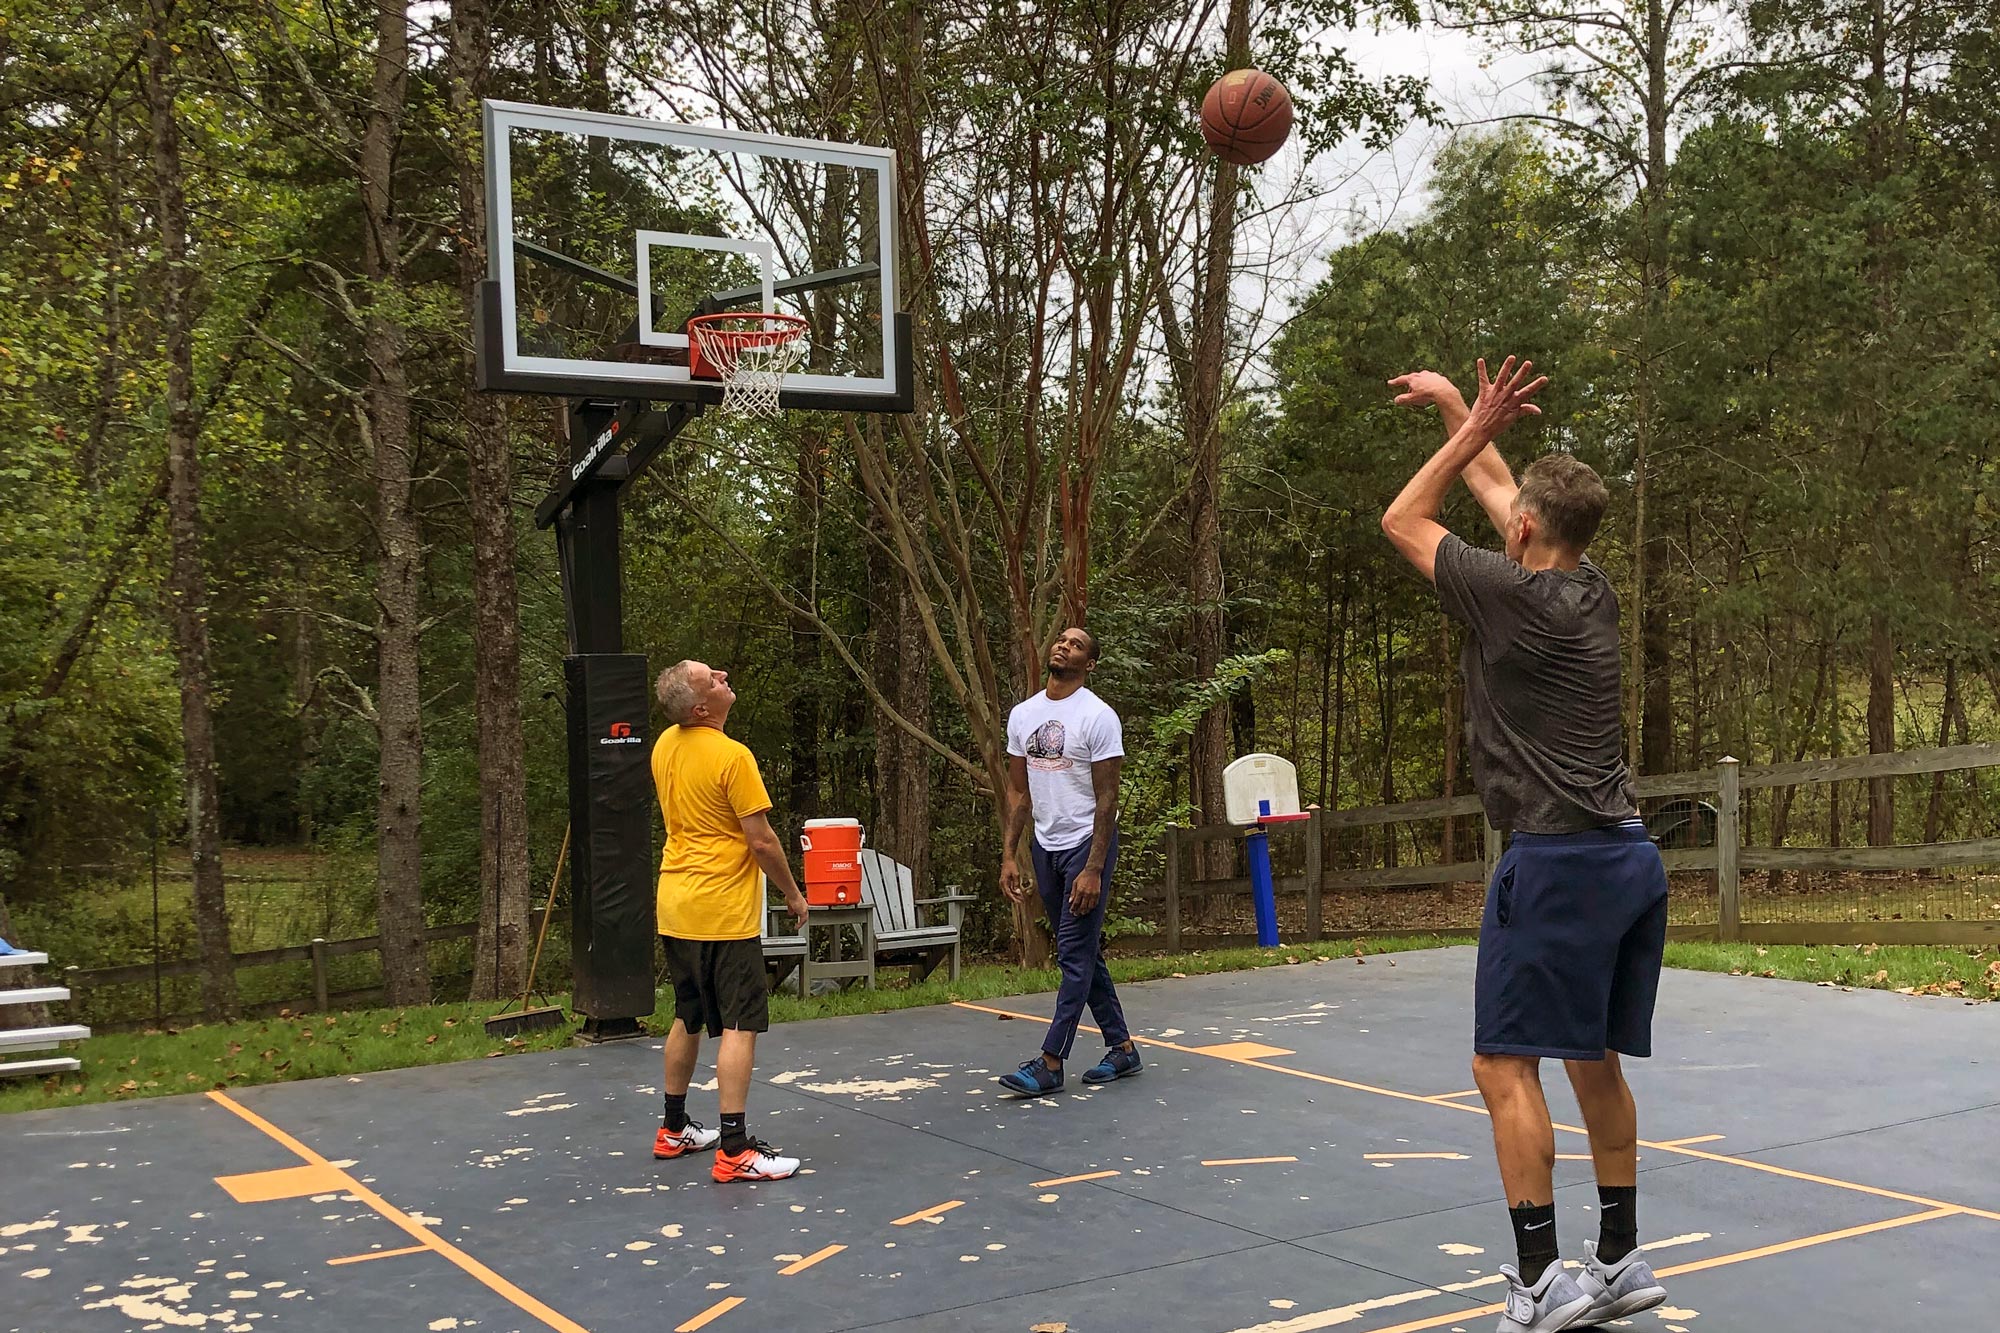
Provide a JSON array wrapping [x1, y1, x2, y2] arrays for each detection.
[[575, 1016, 646, 1045]]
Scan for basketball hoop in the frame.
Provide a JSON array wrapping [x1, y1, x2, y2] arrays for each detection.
[[686, 313, 811, 419]]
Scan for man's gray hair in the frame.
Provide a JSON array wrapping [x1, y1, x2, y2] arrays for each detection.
[[1516, 452, 1610, 553], [656, 660, 701, 727]]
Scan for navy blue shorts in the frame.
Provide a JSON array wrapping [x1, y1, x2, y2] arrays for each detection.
[[1475, 820, 1668, 1061]]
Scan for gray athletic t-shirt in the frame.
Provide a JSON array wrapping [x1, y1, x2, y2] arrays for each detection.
[[1434, 534, 1638, 834]]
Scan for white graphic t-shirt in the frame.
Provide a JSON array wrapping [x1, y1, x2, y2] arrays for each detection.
[[1006, 686, 1124, 851]]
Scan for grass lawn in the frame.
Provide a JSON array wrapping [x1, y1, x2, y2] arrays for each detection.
[[5, 933, 1993, 1116], [1662, 939, 2000, 999]]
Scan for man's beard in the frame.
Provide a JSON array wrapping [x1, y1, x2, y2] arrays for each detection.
[[1047, 659, 1084, 681]]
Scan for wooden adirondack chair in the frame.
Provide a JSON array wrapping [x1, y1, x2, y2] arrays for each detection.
[[858, 850, 974, 982]]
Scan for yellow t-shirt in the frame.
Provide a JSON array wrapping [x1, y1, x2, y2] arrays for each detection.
[[652, 724, 774, 941]]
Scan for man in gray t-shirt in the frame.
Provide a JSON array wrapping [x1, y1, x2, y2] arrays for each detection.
[[1382, 360, 1671, 1332], [1434, 534, 1638, 835]]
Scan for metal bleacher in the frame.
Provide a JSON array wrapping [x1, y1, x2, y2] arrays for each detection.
[[0, 950, 89, 1078]]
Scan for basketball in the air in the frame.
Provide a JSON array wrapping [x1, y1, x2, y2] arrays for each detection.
[[1200, 68, 1293, 166]]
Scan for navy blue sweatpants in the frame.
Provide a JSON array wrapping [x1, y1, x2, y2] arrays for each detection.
[[1031, 833, 1130, 1061]]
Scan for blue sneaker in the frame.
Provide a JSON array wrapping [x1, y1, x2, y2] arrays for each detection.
[[996, 1056, 1063, 1097], [1080, 1045, 1143, 1084]]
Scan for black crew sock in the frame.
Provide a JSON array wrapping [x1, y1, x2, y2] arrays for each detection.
[[1509, 1202, 1559, 1283], [662, 1092, 688, 1132], [1597, 1185, 1637, 1264], [720, 1112, 750, 1155]]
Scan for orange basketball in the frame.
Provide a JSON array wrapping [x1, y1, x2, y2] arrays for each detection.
[[1200, 68, 1294, 166]]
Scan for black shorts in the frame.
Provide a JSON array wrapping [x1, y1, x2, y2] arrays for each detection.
[[1474, 821, 1668, 1060], [660, 935, 769, 1038]]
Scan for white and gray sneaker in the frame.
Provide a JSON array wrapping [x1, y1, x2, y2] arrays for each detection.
[[1570, 1239, 1668, 1325], [1495, 1261, 1593, 1332]]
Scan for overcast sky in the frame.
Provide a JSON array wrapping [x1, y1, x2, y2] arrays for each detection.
[[1315, 16, 1548, 233]]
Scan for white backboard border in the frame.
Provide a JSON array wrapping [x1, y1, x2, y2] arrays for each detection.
[[479, 99, 907, 411]]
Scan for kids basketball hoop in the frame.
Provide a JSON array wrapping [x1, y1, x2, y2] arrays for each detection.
[[686, 312, 811, 419]]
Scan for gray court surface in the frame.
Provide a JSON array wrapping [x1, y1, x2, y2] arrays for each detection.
[[4, 947, 1995, 1333]]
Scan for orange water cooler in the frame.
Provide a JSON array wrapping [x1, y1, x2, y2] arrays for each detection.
[[800, 818, 866, 905]]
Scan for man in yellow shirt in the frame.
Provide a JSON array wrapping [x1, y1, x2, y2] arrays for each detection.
[[650, 659, 809, 1183]]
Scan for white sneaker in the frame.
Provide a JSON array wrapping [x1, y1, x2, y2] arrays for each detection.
[[653, 1120, 722, 1159], [712, 1138, 800, 1183], [1495, 1261, 1593, 1332], [1570, 1240, 1668, 1326]]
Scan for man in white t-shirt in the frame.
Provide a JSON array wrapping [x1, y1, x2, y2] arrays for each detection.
[[996, 626, 1141, 1096]]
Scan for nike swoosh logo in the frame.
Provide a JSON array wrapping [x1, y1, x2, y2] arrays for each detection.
[[1524, 1220, 1554, 1230]]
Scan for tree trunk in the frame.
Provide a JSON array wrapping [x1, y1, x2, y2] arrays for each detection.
[[1865, 615, 1895, 846], [294, 605, 317, 847], [1766, 640, 1832, 890], [364, 0, 428, 1005], [1827, 655, 1844, 850], [892, 565, 932, 896], [143, 0, 236, 1023], [1187, 0, 1251, 884], [1329, 567, 1349, 813], [790, 447, 823, 818], [867, 451, 932, 895], [1922, 658, 1958, 846], [451, 0, 531, 1003], [1375, 605, 1398, 868], [1634, 0, 1675, 780]]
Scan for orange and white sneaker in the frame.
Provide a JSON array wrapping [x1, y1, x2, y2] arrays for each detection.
[[711, 1137, 800, 1183], [653, 1120, 722, 1159]]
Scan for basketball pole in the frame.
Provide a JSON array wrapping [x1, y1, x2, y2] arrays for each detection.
[[557, 396, 656, 1043], [1246, 799, 1281, 948]]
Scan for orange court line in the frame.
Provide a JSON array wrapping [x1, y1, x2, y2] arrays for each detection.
[[1032, 1170, 1121, 1187], [1636, 1142, 2000, 1224], [950, 1001, 2000, 1225], [1427, 1089, 1481, 1102], [777, 1244, 845, 1276], [1360, 1144, 1472, 1160], [1659, 1134, 1726, 1147], [205, 1092, 588, 1333], [1352, 1209, 1958, 1333], [891, 1199, 964, 1226], [674, 1296, 744, 1332], [951, 1002, 1449, 1111], [327, 1245, 430, 1266], [1202, 1156, 1299, 1167]]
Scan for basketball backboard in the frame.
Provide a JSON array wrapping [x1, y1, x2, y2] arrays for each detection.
[[1224, 753, 1303, 824], [476, 100, 910, 413]]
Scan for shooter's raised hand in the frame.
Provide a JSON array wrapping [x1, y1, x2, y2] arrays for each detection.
[[1387, 369, 1466, 412], [1464, 356, 1548, 439]]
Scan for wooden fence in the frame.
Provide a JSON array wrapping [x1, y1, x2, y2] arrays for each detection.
[[1146, 742, 2000, 949], [58, 910, 550, 1029]]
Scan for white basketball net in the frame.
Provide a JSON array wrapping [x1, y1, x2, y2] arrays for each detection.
[[689, 316, 811, 419]]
